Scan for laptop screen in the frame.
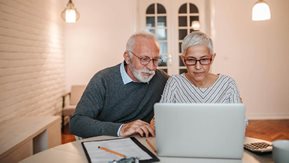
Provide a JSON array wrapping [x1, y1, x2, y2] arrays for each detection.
[[154, 103, 246, 159]]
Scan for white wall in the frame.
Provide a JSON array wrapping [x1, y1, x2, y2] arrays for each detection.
[[211, 0, 289, 119], [0, 0, 65, 124], [64, 0, 289, 119], [64, 0, 137, 90]]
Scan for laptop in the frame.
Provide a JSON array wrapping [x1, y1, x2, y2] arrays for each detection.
[[154, 103, 246, 159]]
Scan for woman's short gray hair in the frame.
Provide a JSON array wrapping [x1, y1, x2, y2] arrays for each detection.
[[126, 32, 159, 57], [181, 31, 214, 54]]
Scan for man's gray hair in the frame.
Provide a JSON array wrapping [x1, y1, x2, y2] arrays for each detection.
[[181, 31, 214, 54], [126, 32, 159, 56]]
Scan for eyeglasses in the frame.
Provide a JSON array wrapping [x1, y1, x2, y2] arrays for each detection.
[[109, 157, 139, 163], [128, 50, 162, 66], [183, 57, 212, 66]]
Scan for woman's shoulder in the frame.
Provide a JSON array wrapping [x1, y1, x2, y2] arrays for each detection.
[[216, 74, 238, 88], [164, 74, 185, 84], [168, 73, 186, 81], [218, 74, 236, 81]]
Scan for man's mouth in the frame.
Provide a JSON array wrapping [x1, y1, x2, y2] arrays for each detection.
[[142, 72, 153, 76]]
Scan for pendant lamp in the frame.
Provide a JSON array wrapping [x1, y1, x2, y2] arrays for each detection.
[[191, 21, 200, 31], [61, 0, 80, 23], [252, 0, 271, 21]]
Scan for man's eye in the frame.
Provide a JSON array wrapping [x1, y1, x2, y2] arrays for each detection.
[[142, 57, 151, 62]]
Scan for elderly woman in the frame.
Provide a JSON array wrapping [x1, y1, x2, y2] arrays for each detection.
[[160, 31, 241, 103]]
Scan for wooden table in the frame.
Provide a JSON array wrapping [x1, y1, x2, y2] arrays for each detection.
[[20, 136, 273, 163]]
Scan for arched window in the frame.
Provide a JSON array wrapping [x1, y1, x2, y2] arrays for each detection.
[[145, 3, 168, 73], [178, 3, 199, 74]]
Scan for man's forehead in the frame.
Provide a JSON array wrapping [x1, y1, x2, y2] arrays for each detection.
[[134, 41, 159, 50], [135, 36, 156, 44]]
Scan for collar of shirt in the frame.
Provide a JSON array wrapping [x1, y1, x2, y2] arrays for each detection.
[[120, 62, 133, 85]]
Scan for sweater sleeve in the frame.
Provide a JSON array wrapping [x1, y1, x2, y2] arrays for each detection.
[[69, 75, 122, 138]]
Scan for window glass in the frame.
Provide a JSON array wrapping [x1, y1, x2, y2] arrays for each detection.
[[146, 3, 168, 70], [190, 3, 199, 13], [178, 3, 199, 70], [179, 56, 185, 66], [190, 16, 199, 23], [179, 4, 187, 13], [146, 4, 155, 14], [157, 16, 167, 27], [178, 16, 187, 27], [156, 28, 167, 40], [179, 29, 187, 40], [179, 69, 187, 74], [146, 17, 155, 27], [179, 42, 182, 53], [157, 3, 166, 14]]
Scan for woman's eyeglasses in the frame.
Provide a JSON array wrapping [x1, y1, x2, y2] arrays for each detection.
[[183, 57, 212, 66]]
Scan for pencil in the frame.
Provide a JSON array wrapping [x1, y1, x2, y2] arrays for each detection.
[[146, 138, 157, 153], [98, 146, 126, 158]]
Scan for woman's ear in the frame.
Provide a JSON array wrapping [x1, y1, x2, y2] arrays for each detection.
[[211, 53, 216, 62]]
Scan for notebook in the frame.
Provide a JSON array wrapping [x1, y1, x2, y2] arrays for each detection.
[[154, 103, 246, 159]]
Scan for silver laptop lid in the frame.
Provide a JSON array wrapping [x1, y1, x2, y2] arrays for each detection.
[[154, 103, 246, 159]]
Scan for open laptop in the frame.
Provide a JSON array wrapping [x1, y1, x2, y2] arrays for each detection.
[[154, 103, 246, 159]]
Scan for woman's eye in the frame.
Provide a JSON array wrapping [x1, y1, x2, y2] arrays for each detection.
[[187, 58, 196, 62]]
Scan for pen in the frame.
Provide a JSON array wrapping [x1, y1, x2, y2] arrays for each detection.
[[146, 138, 157, 153], [98, 146, 126, 158]]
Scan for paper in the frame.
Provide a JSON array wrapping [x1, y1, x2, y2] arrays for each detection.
[[82, 137, 159, 163]]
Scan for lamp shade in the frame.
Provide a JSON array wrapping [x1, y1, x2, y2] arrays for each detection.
[[191, 21, 200, 30], [61, 0, 80, 23], [252, 0, 271, 21]]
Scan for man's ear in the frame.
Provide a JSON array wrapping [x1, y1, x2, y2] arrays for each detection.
[[123, 51, 130, 64]]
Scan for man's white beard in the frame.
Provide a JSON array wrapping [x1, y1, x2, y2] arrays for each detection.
[[129, 64, 155, 83]]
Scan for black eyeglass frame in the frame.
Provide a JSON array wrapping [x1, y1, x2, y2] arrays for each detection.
[[127, 50, 163, 66], [183, 57, 213, 66]]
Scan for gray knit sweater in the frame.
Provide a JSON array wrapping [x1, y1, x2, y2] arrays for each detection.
[[70, 63, 168, 138]]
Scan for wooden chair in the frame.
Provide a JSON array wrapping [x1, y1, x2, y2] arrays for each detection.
[[62, 85, 86, 127]]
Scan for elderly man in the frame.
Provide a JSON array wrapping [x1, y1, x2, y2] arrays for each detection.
[[70, 32, 168, 138]]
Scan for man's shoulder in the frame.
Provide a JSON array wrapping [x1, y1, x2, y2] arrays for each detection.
[[90, 63, 121, 83], [93, 64, 120, 77], [100, 64, 120, 74], [155, 69, 169, 80]]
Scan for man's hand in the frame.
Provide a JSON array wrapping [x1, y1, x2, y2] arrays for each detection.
[[120, 120, 155, 137], [150, 117, 155, 130]]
